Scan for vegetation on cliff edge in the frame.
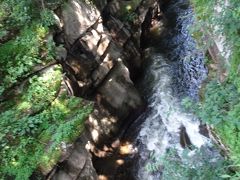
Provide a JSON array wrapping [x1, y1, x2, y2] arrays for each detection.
[[190, 0, 240, 178], [0, 0, 92, 179]]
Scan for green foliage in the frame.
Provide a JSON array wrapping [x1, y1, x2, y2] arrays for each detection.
[[0, 23, 57, 93], [0, 68, 93, 179], [0, 0, 33, 27], [117, 0, 141, 23], [122, 12, 137, 23], [0, 23, 48, 91], [190, 0, 240, 178], [183, 80, 240, 179], [0, 0, 58, 95], [145, 148, 226, 179], [25, 68, 62, 112], [191, 0, 240, 77], [184, 81, 239, 125], [0, 0, 93, 179], [40, 9, 57, 27]]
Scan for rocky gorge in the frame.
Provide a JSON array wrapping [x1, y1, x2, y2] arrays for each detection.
[[0, 0, 233, 179], [38, 0, 162, 179]]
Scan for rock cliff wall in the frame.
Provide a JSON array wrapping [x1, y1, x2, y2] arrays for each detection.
[[46, 0, 161, 179]]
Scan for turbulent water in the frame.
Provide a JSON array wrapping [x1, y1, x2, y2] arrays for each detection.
[[127, 0, 222, 179], [133, 53, 214, 179], [93, 0, 223, 179]]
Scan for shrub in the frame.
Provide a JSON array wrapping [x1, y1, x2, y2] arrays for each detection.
[[0, 1, 93, 179], [190, 0, 240, 178]]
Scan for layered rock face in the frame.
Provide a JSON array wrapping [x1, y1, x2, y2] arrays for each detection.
[[50, 0, 144, 179], [49, 0, 162, 179], [57, 0, 143, 118]]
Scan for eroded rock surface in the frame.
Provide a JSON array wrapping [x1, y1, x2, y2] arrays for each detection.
[[60, 0, 143, 118], [62, 0, 100, 45], [52, 134, 98, 180], [49, 0, 162, 179]]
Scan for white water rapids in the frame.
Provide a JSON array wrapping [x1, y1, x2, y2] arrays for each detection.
[[135, 53, 214, 179], [93, 1, 224, 179], [131, 1, 223, 178], [139, 54, 209, 153]]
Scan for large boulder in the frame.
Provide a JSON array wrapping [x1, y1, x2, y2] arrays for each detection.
[[98, 61, 142, 119], [62, 0, 100, 45], [52, 134, 98, 180], [61, 0, 144, 115]]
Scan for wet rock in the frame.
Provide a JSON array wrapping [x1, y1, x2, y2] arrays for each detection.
[[179, 125, 193, 149], [199, 124, 210, 138]]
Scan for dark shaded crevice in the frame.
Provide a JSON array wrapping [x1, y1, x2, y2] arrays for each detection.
[[140, 7, 154, 49], [44, 1, 162, 179]]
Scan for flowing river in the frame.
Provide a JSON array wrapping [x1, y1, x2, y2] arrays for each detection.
[[94, 0, 223, 179], [123, 0, 222, 179]]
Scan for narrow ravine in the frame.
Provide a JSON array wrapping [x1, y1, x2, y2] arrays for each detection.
[[1, 0, 238, 179], [94, 0, 223, 179], [132, 52, 220, 179], [125, 0, 223, 179]]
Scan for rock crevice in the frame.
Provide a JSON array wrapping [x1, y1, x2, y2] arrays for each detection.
[[49, 0, 162, 179]]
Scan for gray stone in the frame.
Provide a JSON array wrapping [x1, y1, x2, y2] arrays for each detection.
[[93, 0, 108, 11], [51, 134, 98, 180], [53, 13, 63, 31], [98, 61, 142, 119], [52, 170, 72, 180], [92, 60, 115, 87], [56, 46, 67, 61], [91, 40, 123, 87], [62, 0, 100, 45], [77, 156, 98, 180]]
